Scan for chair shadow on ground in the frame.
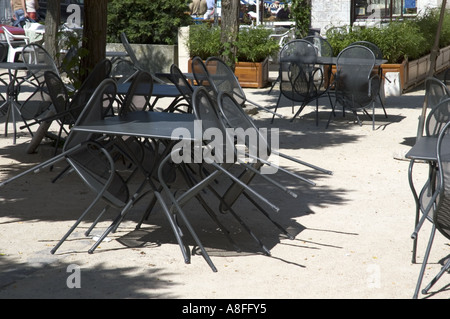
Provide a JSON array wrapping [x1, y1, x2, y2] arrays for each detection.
[[0, 131, 349, 269]]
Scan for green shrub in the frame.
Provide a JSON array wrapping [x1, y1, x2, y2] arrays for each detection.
[[187, 24, 222, 60], [107, 0, 193, 45], [326, 8, 450, 63], [187, 25, 279, 63], [235, 27, 280, 62]]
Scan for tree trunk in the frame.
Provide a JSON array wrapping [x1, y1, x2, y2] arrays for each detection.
[[220, 0, 240, 70], [43, 0, 60, 60], [428, 0, 447, 77], [80, 0, 108, 81]]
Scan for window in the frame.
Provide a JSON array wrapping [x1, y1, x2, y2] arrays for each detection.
[[352, 0, 417, 23]]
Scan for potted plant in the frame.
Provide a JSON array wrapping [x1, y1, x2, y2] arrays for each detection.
[[187, 24, 280, 88]]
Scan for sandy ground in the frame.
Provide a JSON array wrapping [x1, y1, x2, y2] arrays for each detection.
[[0, 72, 449, 300]]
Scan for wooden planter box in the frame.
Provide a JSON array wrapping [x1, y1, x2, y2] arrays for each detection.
[[234, 59, 269, 88], [404, 45, 450, 91], [188, 58, 269, 88]]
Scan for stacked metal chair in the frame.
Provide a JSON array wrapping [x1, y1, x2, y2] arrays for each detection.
[[412, 98, 450, 298], [205, 56, 281, 118]]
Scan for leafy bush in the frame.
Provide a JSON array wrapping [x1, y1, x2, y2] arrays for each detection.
[[187, 24, 222, 59], [326, 8, 450, 63], [107, 0, 193, 45], [187, 25, 280, 63]]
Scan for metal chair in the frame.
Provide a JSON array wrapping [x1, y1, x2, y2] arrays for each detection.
[[304, 35, 334, 58], [328, 44, 388, 130], [350, 41, 387, 109], [274, 39, 331, 125], [408, 77, 450, 265], [412, 106, 450, 298], [267, 27, 296, 94], [50, 78, 153, 255], [42, 71, 72, 154], [157, 86, 288, 267], [417, 77, 450, 138], [191, 56, 213, 92], [22, 58, 113, 156], [205, 56, 282, 118], [19, 43, 59, 136], [217, 91, 332, 235]]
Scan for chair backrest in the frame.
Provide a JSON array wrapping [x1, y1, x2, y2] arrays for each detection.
[[350, 41, 383, 60], [22, 43, 59, 85], [191, 56, 213, 91], [435, 120, 450, 241], [205, 57, 246, 107], [418, 77, 450, 137], [335, 45, 377, 110], [303, 35, 334, 58], [192, 86, 232, 164], [64, 78, 118, 153], [68, 58, 112, 120], [44, 70, 70, 118], [424, 97, 450, 137], [279, 39, 318, 102], [119, 70, 154, 116], [170, 63, 194, 108]]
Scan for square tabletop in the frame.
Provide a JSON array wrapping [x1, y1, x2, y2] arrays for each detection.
[[72, 111, 199, 141]]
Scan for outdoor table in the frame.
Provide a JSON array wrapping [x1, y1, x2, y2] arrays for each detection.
[[0, 62, 27, 144], [71, 110, 217, 272], [72, 110, 197, 140]]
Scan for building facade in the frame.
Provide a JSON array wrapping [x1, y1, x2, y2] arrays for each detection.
[[311, 0, 448, 33]]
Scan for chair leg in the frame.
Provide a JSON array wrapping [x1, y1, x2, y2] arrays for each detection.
[[422, 255, 450, 295], [51, 193, 104, 254], [268, 75, 279, 94], [271, 94, 282, 124], [291, 102, 307, 123], [413, 225, 436, 299]]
